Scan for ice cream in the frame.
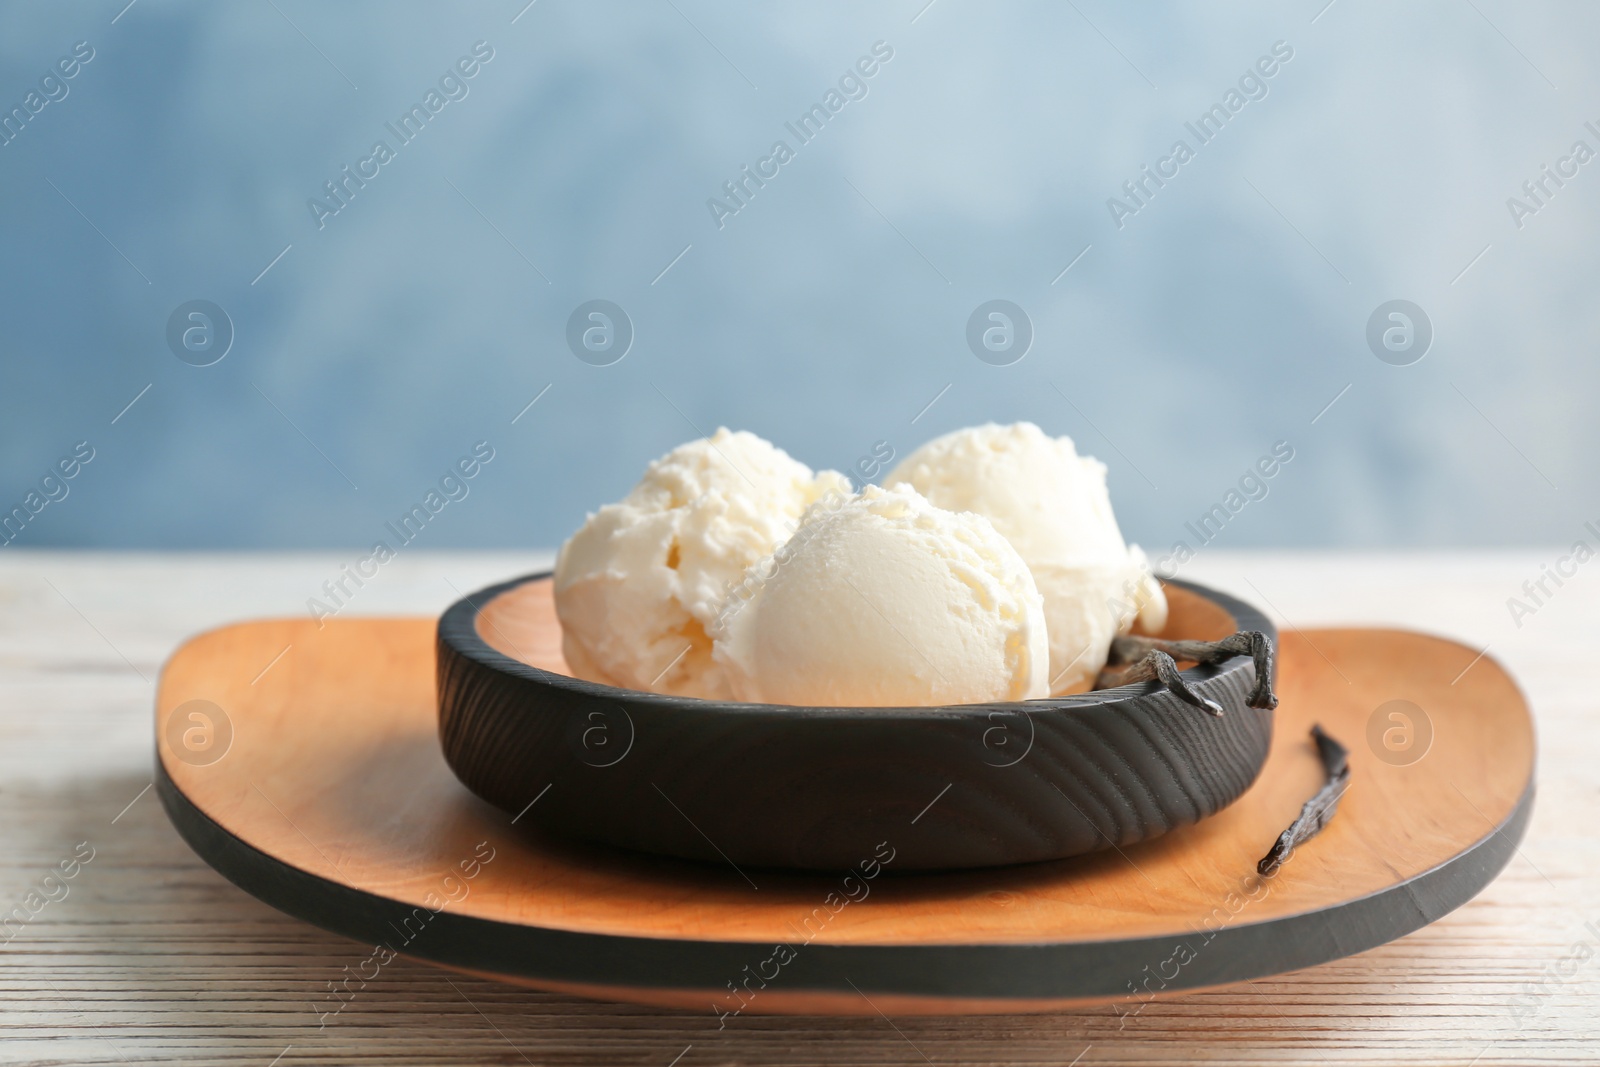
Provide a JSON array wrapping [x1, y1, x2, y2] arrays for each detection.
[[885, 422, 1165, 694], [712, 483, 1050, 707], [554, 429, 849, 699]]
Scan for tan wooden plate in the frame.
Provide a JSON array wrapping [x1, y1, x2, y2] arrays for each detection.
[[155, 605, 1534, 1015]]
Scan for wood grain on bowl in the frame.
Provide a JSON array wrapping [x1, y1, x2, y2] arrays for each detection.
[[437, 574, 1275, 871]]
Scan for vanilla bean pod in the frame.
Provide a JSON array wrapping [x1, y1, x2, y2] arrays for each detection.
[[1094, 630, 1279, 715], [1257, 725, 1351, 877]]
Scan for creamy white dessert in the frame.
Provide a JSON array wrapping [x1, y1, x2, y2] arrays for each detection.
[[885, 422, 1165, 694], [712, 484, 1049, 707], [554, 429, 848, 699]]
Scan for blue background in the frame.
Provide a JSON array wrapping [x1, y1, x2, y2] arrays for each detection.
[[1, 1, 1592, 552]]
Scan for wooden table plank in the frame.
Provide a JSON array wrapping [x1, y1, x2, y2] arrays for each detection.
[[1, 550, 1593, 1066]]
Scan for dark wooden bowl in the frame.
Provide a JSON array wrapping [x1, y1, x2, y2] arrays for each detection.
[[436, 574, 1275, 872]]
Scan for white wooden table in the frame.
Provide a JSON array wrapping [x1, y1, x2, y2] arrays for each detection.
[[1, 550, 1592, 1066]]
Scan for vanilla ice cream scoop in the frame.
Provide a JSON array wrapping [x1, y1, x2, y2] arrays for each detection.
[[885, 422, 1165, 694], [554, 429, 849, 699], [713, 484, 1049, 707]]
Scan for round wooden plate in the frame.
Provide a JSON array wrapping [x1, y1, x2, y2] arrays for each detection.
[[437, 575, 1277, 871], [155, 607, 1534, 1014]]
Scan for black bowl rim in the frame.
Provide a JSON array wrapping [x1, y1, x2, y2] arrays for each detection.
[[437, 571, 1275, 718]]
